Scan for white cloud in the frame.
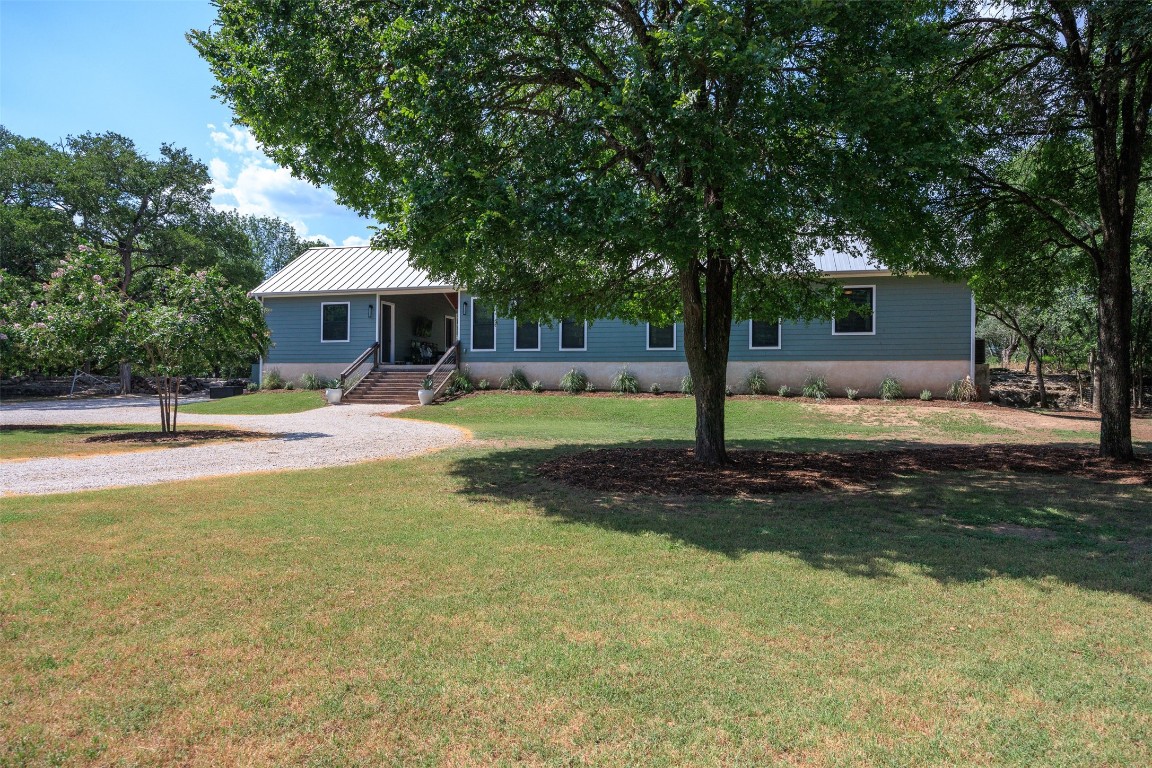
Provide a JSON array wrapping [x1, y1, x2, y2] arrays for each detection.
[[206, 124, 371, 245], [342, 235, 372, 247]]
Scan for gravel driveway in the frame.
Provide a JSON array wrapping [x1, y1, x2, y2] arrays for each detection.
[[0, 396, 468, 495]]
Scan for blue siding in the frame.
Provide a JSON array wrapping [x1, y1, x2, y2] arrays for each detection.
[[263, 295, 378, 364], [460, 276, 970, 363]]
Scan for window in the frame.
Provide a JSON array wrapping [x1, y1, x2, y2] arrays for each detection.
[[559, 319, 586, 351], [749, 319, 781, 349], [647, 323, 675, 350], [515, 319, 540, 351], [321, 302, 350, 342], [833, 286, 875, 335], [472, 301, 495, 351]]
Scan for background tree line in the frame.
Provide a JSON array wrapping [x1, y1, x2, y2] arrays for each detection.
[[0, 126, 321, 388]]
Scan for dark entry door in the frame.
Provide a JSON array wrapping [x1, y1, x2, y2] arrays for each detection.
[[379, 301, 393, 363]]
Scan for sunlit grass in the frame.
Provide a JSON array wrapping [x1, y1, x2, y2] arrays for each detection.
[[179, 389, 325, 415], [0, 423, 246, 461]]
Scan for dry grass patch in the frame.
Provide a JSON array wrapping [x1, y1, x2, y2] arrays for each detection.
[[0, 424, 267, 461]]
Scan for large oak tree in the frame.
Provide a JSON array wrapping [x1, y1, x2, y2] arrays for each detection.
[[195, 0, 962, 464]]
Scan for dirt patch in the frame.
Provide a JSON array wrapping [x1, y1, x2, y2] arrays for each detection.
[[83, 429, 270, 444], [538, 445, 1150, 496]]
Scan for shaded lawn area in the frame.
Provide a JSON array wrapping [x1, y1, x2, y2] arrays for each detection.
[[0, 424, 257, 461], [2, 396, 1150, 766], [178, 389, 325, 416]]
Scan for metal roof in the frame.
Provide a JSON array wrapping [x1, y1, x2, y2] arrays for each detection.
[[250, 247, 453, 297], [251, 245, 887, 297]]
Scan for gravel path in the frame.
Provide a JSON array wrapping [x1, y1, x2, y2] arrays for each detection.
[[0, 396, 468, 495]]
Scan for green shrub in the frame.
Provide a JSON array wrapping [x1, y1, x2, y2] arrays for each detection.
[[584, 381, 597, 393], [802, 375, 829, 400], [649, 382, 662, 394], [421, 375, 434, 390], [612, 367, 639, 394], [530, 380, 543, 393], [284, 381, 295, 390], [745, 368, 768, 395], [262, 368, 285, 390], [845, 387, 860, 401], [777, 384, 791, 397], [447, 370, 474, 394], [680, 373, 694, 395], [880, 376, 904, 401], [559, 368, 588, 394], [945, 376, 978, 403], [246, 382, 259, 393], [920, 389, 933, 401], [501, 369, 530, 391], [299, 372, 327, 390], [477, 378, 491, 391]]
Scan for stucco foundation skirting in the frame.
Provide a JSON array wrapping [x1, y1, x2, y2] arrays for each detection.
[[0, 396, 467, 496]]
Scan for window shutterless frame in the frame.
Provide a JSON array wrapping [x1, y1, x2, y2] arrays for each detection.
[[471, 302, 496, 351], [646, 322, 676, 350], [748, 319, 782, 350], [558, 319, 587, 351], [832, 285, 876, 336], [513, 318, 541, 351], [320, 301, 350, 342]]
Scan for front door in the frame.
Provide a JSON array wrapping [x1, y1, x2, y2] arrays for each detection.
[[379, 300, 394, 363], [444, 315, 456, 349]]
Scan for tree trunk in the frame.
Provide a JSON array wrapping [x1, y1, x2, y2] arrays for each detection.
[[120, 363, 132, 395], [1089, 349, 1101, 412], [1022, 334, 1045, 408], [1096, 257, 1134, 460], [679, 252, 734, 466]]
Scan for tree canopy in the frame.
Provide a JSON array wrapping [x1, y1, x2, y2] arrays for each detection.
[[195, 0, 964, 464]]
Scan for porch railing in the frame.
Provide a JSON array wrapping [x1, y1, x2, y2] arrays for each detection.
[[338, 341, 380, 394], [427, 341, 462, 400]]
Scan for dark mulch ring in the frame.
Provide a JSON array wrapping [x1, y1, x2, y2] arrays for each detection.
[[83, 429, 269, 444], [538, 445, 1150, 496]]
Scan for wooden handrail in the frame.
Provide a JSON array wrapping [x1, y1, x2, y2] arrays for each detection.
[[338, 341, 380, 391], [426, 340, 460, 380], [428, 341, 462, 401]]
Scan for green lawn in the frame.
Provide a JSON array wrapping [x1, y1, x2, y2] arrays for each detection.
[[0, 424, 248, 461], [2, 396, 1149, 766], [179, 389, 326, 415]]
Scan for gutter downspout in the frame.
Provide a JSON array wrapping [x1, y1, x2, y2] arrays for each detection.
[[969, 293, 976, 382], [258, 296, 265, 387]]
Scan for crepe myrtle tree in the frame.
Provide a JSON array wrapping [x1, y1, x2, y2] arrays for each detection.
[[194, 0, 963, 464], [126, 267, 270, 433]]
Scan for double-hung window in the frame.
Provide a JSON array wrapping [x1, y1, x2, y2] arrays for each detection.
[[514, 319, 540, 351], [320, 302, 350, 342], [749, 319, 781, 349], [472, 301, 496, 351], [559, 319, 586, 351], [833, 286, 875, 335], [647, 323, 676, 350]]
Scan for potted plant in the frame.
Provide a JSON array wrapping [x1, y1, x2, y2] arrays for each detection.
[[324, 383, 343, 404], [417, 375, 436, 405]]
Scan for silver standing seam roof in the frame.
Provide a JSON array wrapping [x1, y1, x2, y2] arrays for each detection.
[[250, 246, 887, 297], [250, 247, 453, 297]]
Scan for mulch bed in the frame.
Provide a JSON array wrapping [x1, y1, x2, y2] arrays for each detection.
[[538, 445, 1150, 496], [83, 429, 269, 444]]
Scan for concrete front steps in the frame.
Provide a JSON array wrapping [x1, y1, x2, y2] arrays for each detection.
[[343, 367, 451, 405]]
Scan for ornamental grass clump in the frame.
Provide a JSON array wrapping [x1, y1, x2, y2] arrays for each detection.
[[920, 389, 933, 401], [744, 368, 768, 395], [530, 380, 543, 393], [477, 378, 491, 391], [946, 376, 978, 403], [612, 367, 639, 394], [559, 368, 588, 394], [680, 373, 694, 395], [446, 369, 474, 395], [299, 371, 326, 390], [649, 382, 662, 394], [777, 384, 791, 397], [845, 387, 860, 401], [501, 369, 530, 391], [262, 368, 285, 390], [880, 376, 904, 401], [802, 375, 829, 400]]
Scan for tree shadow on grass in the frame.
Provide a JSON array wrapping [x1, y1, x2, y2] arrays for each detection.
[[447, 439, 1152, 601]]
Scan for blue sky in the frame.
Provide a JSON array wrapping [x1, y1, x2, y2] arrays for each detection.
[[0, 0, 374, 246]]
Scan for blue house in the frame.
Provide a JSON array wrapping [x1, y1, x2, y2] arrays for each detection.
[[251, 246, 976, 403]]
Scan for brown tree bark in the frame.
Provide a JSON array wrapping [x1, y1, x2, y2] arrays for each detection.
[[1096, 257, 1134, 459], [679, 252, 734, 466]]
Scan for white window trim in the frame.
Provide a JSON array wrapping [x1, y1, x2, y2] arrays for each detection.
[[646, 322, 677, 351], [748, 319, 782, 350], [832, 285, 876, 336], [513, 318, 542, 351], [320, 301, 351, 343], [471, 303, 496, 352], [558, 319, 588, 351]]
